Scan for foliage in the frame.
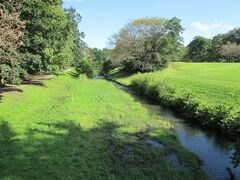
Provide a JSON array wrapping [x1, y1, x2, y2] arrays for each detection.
[[184, 36, 212, 62], [64, 7, 85, 67], [75, 55, 93, 77], [221, 42, 240, 62], [0, 0, 25, 85], [19, 1, 84, 75], [0, 1, 85, 84], [75, 60, 93, 77], [101, 60, 114, 76], [109, 17, 184, 72], [185, 27, 240, 62], [90, 48, 109, 63], [1, 62, 26, 85], [223, 27, 240, 44], [21, 53, 42, 74]]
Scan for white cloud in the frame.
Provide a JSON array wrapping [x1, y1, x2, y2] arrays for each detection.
[[191, 21, 234, 31]]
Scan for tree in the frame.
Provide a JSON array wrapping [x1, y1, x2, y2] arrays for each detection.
[[75, 51, 93, 77], [64, 7, 85, 67], [0, 0, 25, 85], [90, 48, 109, 63], [223, 28, 240, 44], [221, 42, 240, 62], [20, 0, 74, 74], [185, 36, 212, 62], [101, 60, 113, 76], [109, 17, 184, 72], [89, 48, 110, 74], [211, 34, 225, 61]]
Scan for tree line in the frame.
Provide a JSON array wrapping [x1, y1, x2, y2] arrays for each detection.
[[1, 0, 239, 84], [102, 17, 240, 75], [0, 0, 86, 86], [101, 18, 240, 75], [184, 28, 240, 62]]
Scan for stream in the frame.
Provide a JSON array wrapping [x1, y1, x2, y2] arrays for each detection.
[[110, 80, 240, 180]]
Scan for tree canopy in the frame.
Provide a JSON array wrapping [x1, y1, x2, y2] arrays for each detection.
[[184, 28, 240, 62], [0, 0, 25, 85], [185, 36, 212, 62], [109, 17, 184, 72], [0, 0, 85, 85]]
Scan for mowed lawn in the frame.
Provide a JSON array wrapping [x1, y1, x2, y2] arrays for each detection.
[[113, 63, 240, 112], [0, 71, 206, 179]]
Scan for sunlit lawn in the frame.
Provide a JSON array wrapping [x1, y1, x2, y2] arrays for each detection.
[[110, 62, 240, 112]]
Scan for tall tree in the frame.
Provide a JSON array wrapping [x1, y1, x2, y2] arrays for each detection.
[[20, 0, 71, 73], [64, 7, 85, 68], [224, 28, 240, 44], [185, 36, 212, 62], [0, 0, 25, 85], [109, 17, 184, 72], [221, 42, 240, 62]]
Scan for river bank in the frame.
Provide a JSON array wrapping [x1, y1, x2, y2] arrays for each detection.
[[110, 80, 240, 179], [108, 63, 240, 140]]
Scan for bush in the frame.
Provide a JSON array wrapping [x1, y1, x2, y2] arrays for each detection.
[[75, 60, 93, 77], [21, 53, 43, 74], [101, 60, 113, 76], [0, 62, 26, 85], [131, 76, 239, 138]]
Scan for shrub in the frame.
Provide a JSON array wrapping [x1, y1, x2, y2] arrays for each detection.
[[0, 62, 26, 85], [101, 60, 113, 76], [21, 53, 42, 74], [130, 76, 239, 137], [75, 60, 93, 77]]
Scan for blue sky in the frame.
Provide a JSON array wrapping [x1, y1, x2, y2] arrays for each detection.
[[63, 0, 240, 49]]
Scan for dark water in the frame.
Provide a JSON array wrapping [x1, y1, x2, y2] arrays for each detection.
[[111, 81, 240, 180]]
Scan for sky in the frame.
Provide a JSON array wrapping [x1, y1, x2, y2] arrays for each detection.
[[63, 0, 240, 49]]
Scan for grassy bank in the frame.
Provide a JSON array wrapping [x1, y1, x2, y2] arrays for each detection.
[[109, 63, 240, 137], [0, 71, 207, 179]]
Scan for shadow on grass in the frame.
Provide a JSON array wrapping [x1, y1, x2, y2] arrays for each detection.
[[0, 119, 208, 179], [67, 71, 79, 79], [0, 86, 23, 103], [0, 87, 23, 94], [22, 74, 54, 87], [108, 70, 133, 79], [21, 80, 46, 87]]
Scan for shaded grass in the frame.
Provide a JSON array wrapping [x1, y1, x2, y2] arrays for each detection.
[[0, 71, 207, 179]]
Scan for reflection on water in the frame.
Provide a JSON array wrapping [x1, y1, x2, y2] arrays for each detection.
[[112, 82, 240, 180]]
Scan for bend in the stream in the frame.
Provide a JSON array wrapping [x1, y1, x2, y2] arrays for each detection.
[[109, 80, 240, 180]]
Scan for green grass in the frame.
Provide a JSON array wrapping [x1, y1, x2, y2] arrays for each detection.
[[0, 71, 207, 179], [110, 63, 240, 110], [109, 62, 240, 135]]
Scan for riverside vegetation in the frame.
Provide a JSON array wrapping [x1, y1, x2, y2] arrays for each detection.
[[109, 62, 240, 140]]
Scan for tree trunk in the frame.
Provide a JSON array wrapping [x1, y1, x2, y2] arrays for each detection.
[[0, 75, 5, 87]]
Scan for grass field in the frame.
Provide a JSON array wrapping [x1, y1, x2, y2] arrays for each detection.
[[0, 71, 206, 179], [109, 63, 240, 135]]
